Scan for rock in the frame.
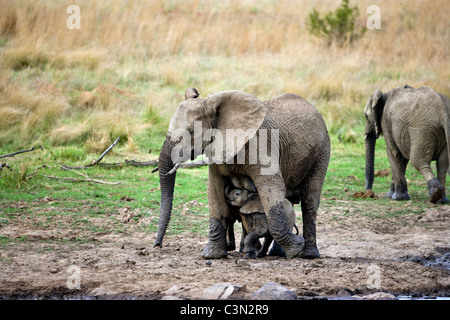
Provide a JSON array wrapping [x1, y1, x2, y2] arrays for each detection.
[[297, 289, 319, 297], [358, 292, 396, 300], [251, 282, 297, 300], [89, 286, 119, 297], [161, 295, 187, 300], [118, 207, 138, 223], [202, 283, 245, 300], [163, 285, 182, 295]]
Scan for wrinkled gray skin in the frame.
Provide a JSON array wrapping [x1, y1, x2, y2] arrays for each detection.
[[154, 88, 330, 259], [226, 187, 298, 259], [364, 85, 450, 204]]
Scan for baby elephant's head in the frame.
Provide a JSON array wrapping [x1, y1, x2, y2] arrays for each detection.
[[227, 188, 251, 207]]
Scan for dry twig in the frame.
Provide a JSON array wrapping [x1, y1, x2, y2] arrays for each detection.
[[0, 146, 38, 159], [41, 171, 123, 185]]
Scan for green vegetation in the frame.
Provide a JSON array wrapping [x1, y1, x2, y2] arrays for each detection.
[[306, 0, 364, 46]]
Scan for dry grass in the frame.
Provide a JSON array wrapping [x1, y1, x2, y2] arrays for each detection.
[[0, 0, 448, 151]]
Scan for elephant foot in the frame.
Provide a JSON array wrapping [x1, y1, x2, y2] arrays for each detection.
[[256, 249, 267, 258], [227, 241, 236, 251], [428, 179, 445, 204], [436, 195, 449, 204], [283, 235, 305, 259], [391, 191, 410, 201], [268, 241, 286, 257], [201, 246, 227, 259], [301, 244, 320, 259], [386, 184, 394, 198], [245, 251, 256, 259], [201, 218, 228, 259]]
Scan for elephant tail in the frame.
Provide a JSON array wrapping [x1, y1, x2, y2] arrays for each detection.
[[293, 224, 299, 235]]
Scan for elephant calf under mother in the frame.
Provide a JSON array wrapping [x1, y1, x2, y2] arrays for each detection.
[[154, 88, 330, 259]]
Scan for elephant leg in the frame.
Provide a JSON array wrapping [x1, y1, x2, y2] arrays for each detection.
[[250, 171, 304, 259], [243, 233, 258, 259], [257, 235, 273, 258], [226, 218, 236, 251], [434, 148, 448, 204], [268, 241, 286, 257], [201, 165, 229, 259], [385, 139, 410, 201], [410, 142, 444, 203], [386, 181, 395, 198], [239, 224, 247, 252], [299, 161, 327, 259]]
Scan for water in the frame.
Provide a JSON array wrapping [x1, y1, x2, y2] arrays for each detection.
[[398, 296, 450, 300]]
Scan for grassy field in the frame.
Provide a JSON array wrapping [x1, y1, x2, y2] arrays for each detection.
[[0, 0, 448, 239]]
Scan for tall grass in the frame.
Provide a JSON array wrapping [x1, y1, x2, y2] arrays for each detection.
[[0, 0, 448, 152]]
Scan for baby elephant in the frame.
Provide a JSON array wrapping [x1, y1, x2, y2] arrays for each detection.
[[227, 188, 298, 259]]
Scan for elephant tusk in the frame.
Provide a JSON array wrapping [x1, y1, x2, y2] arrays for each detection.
[[151, 166, 159, 173], [364, 134, 368, 141], [166, 163, 181, 176]]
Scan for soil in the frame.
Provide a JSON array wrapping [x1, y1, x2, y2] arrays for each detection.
[[0, 198, 449, 300]]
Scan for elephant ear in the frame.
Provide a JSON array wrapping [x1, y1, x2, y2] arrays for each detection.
[[365, 89, 383, 139], [240, 198, 265, 214], [185, 88, 199, 100], [206, 91, 268, 163]]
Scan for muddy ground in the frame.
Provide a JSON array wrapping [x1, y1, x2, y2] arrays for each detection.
[[0, 198, 449, 300]]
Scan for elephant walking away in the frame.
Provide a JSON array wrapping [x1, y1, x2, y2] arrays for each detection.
[[364, 85, 450, 203], [154, 88, 330, 259]]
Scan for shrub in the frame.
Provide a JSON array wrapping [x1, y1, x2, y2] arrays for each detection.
[[306, 0, 364, 46]]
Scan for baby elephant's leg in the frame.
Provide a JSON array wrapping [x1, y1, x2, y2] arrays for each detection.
[[243, 232, 259, 259], [257, 235, 273, 258]]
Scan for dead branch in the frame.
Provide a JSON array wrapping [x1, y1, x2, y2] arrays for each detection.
[[92, 137, 120, 166], [0, 146, 38, 159], [41, 174, 123, 185], [60, 137, 159, 170], [60, 159, 158, 170], [25, 164, 48, 178], [60, 137, 120, 169], [151, 158, 209, 174]]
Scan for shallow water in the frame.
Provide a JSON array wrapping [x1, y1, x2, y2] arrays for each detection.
[[397, 296, 450, 300]]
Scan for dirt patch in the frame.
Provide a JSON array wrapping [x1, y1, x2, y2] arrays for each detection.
[[353, 189, 377, 199], [0, 200, 449, 300]]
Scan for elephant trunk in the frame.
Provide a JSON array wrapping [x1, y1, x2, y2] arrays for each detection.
[[365, 134, 376, 190], [153, 138, 177, 247]]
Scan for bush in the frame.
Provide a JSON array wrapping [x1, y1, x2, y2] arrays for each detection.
[[306, 0, 364, 46]]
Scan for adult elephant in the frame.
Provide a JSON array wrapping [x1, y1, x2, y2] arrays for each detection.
[[364, 85, 450, 203], [154, 88, 330, 259]]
